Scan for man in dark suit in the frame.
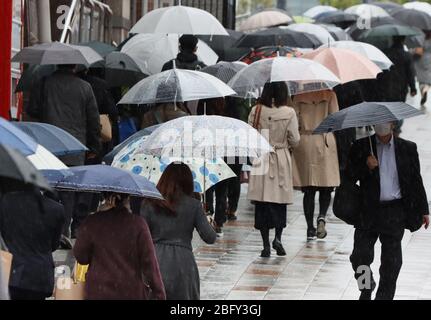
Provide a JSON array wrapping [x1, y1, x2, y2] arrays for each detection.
[[345, 122, 429, 300]]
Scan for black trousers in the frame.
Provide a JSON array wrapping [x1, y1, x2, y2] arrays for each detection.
[[227, 164, 242, 213], [9, 287, 48, 300], [206, 180, 229, 227], [350, 201, 405, 300]]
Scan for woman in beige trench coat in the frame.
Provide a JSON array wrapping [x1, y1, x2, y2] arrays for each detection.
[[291, 90, 340, 241], [248, 82, 300, 258]]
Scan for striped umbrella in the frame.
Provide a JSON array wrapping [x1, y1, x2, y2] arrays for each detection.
[[201, 61, 247, 84], [313, 102, 423, 134]]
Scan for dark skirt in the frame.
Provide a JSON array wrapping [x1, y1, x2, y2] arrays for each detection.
[[254, 201, 287, 230]]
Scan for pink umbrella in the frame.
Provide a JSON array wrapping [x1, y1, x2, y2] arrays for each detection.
[[302, 47, 382, 84]]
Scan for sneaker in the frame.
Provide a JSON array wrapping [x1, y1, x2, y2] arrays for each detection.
[[215, 226, 224, 237], [421, 91, 428, 106], [307, 227, 317, 241], [316, 219, 327, 239]]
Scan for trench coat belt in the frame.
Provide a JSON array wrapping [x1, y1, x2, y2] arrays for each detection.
[[299, 130, 330, 147], [269, 144, 289, 187]]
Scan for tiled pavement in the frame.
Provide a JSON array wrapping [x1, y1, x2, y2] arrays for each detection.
[[54, 97, 431, 300]]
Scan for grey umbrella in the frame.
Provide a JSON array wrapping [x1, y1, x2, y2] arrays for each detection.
[[313, 102, 423, 134], [11, 42, 103, 67], [104, 51, 146, 88], [0, 143, 51, 191], [201, 61, 247, 84]]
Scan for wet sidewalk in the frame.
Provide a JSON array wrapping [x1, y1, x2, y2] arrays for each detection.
[[54, 98, 431, 300], [193, 99, 431, 300]]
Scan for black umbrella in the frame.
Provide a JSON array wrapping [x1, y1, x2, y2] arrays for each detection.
[[201, 61, 247, 84], [78, 41, 116, 57], [371, 1, 403, 14], [392, 8, 431, 31], [0, 143, 51, 191], [104, 52, 146, 88], [235, 27, 322, 48], [348, 16, 398, 39], [197, 29, 244, 60], [313, 102, 423, 134], [315, 10, 359, 28]]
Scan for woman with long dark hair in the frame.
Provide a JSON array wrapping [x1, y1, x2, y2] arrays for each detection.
[[141, 163, 216, 300], [247, 82, 300, 257]]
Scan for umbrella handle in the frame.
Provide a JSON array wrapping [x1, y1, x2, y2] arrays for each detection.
[[367, 126, 374, 156]]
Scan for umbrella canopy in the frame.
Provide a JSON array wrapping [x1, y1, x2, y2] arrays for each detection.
[[0, 144, 51, 191], [15, 65, 56, 92], [315, 10, 359, 26], [359, 24, 423, 39], [285, 23, 335, 45], [320, 40, 393, 70], [302, 47, 382, 84], [78, 41, 116, 57], [103, 124, 161, 165], [313, 101, 424, 134], [403, 1, 431, 16], [118, 69, 236, 105], [130, 5, 228, 35], [235, 27, 322, 49], [372, 2, 403, 14], [27, 145, 68, 170], [139, 115, 273, 159], [104, 51, 146, 88], [345, 4, 390, 20], [348, 16, 398, 39], [319, 24, 353, 41], [43, 165, 163, 199], [239, 46, 303, 64], [13, 122, 88, 157], [392, 8, 431, 31], [201, 61, 247, 84], [197, 29, 244, 60], [121, 34, 218, 75], [0, 117, 38, 156], [112, 136, 236, 193], [303, 5, 338, 18], [239, 9, 293, 31], [11, 42, 103, 67], [228, 57, 341, 98]]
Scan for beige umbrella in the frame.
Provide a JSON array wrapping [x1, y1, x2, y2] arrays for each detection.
[[239, 10, 293, 32], [302, 47, 382, 84]]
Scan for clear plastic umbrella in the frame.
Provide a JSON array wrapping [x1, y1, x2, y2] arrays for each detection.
[[138, 115, 273, 160], [345, 4, 390, 20], [303, 5, 338, 18], [118, 69, 236, 105], [239, 9, 293, 31], [121, 34, 218, 75], [403, 1, 431, 16], [227, 57, 341, 98], [319, 40, 393, 70], [284, 24, 335, 45], [130, 4, 228, 35]]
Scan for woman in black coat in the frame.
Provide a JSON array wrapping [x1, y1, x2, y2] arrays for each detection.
[[141, 163, 217, 300], [0, 184, 64, 300]]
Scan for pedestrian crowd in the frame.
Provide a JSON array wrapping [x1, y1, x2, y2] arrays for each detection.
[[1, 3, 431, 302]]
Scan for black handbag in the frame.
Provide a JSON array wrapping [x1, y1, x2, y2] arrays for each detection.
[[333, 181, 362, 226]]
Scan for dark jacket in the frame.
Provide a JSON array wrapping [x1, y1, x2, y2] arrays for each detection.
[[141, 195, 216, 300], [376, 43, 416, 102], [345, 135, 429, 233], [0, 190, 64, 295], [73, 207, 166, 300], [27, 70, 101, 156], [161, 52, 206, 71]]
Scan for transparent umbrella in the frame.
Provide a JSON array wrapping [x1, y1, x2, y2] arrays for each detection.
[[118, 69, 236, 105], [345, 4, 390, 20], [121, 34, 218, 75], [227, 57, 341, 98], [284, 24, 335, 45]]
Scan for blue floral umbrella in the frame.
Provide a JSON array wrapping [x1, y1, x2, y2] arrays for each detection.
[[112, 136, 236, 193]]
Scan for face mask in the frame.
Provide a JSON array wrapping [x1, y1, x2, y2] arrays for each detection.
[[374, 123, 392, 136]]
